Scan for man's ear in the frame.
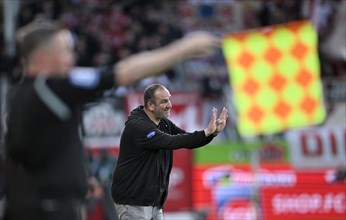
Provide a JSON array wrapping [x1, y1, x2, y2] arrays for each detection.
[[147, 102, 155, 111]]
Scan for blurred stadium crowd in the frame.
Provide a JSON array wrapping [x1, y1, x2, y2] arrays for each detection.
[[1, 0, 344, 86], [0, 0, 345, 220]]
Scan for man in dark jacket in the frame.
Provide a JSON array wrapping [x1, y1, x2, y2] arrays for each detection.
[[112, 84, 228, 220], [4, 20, 220, 220]]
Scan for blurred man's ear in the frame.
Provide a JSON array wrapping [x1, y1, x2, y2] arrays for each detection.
[[32, 49, 49, 68]]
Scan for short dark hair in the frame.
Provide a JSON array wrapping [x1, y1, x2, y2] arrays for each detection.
[[144, 84, 166, 107], [16, 20, 62, 60]]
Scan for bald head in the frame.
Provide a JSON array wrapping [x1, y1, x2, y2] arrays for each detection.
[[144, 84, 167, 108]]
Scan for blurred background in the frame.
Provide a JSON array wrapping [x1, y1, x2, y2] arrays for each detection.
[[0, 0, 345, 219]]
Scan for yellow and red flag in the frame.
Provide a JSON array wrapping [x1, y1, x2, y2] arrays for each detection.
[[222, 20, 326, 136]]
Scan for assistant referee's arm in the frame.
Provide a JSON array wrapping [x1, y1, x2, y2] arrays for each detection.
[[113, 31, 220, 86]]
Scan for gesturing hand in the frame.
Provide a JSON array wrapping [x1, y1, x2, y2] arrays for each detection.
[[204, 107, 228, 137], [215, 107, 228, 134], [180, 31, 220, 57]]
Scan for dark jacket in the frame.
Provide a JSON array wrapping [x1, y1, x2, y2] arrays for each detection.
[[5, 67, 114, 211], [111, 106, 214, 207]]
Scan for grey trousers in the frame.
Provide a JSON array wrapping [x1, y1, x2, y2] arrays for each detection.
[[114, 204, 163, 220]]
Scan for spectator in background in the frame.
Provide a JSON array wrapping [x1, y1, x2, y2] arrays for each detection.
[[92, 150, 118, 220], [4, 19, 220, 220], [85, 176, 105, 220], [319, 0, 346, 78], [333, 165, 346, 183], [111, 84, 228, 220]]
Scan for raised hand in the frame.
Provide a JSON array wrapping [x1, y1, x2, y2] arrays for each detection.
[[215, 107, 228, 135], [180, 31, 220, 57], [204, 107, 228, 137], [204, 107, 217, 137]]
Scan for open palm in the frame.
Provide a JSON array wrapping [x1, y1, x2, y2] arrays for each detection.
[[204, 107, 228, 137]]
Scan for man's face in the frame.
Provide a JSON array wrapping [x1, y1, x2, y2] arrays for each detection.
[[152, 88, 172, 120], [45, 30, 75, 75]]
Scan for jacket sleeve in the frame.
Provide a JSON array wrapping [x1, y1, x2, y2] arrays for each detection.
[[45, 66, 115, 107], [132, 119, 214, 150], [166, 119, 186, 135]]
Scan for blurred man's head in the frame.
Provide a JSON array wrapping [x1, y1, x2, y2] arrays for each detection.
[[144, 84, 172, 123], [16, 20, 75, 76]]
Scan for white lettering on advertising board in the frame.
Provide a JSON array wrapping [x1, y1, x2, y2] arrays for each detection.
[[272, 192, 345, 214]]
